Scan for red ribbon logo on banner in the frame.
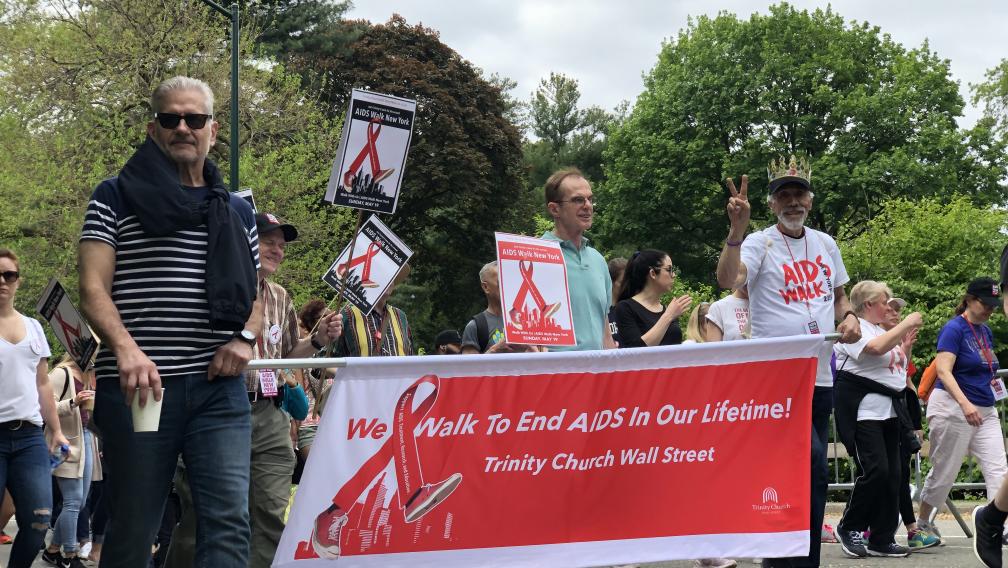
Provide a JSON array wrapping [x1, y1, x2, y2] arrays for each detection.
[[343, 118, 396, 189], [54, 310, 83, 360], [300, 374, 463, 559], [509, 260, 560, 330], [336, 242, 381, 288]]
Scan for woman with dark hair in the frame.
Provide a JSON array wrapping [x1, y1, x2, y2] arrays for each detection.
[[916, 277, 1007, 544], [0, 248, 69, 568], [610, 250, 692, 348]]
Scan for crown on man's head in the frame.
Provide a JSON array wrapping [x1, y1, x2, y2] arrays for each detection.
[[767, 154, 812, 193]]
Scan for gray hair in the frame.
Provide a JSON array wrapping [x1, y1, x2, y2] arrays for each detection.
[[478, 261, 498, 283], [151, 76, 215, 115]]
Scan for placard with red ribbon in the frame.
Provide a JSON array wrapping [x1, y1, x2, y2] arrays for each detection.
[[35, 278, 100, 370], [274, 335, 822, 567], [495, 232, 576, 347], [324, 89, 417, 214], [322, 215, 413, 315]]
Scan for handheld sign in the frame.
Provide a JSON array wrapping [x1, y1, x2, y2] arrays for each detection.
[[323, 215, 413, 315], [495, 232, 576, 347], [324, 89, 417, 214], [35, 278, 99, 369], [235, 188, 257, 213]]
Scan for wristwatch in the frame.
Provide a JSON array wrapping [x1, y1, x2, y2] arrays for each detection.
[[234, 329, 256, 346]]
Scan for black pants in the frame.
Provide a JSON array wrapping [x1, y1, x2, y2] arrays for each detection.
[[839, 418, 900, 546], [899, 449, 915, 526]]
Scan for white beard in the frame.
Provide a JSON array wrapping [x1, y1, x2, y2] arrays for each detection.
[[777, 211, 807, 233]]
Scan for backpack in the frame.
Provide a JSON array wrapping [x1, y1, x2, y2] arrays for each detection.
[[473, 311, 491, 353]]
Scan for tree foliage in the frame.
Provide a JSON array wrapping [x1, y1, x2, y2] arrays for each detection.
[[288, 15, 533, 343], [597, 3, 1008, 281], [973, 58, 1008, 136], [841, 195, 1007, 367], [0, 0, 352, 324]]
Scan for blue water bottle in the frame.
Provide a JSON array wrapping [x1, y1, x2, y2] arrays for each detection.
[[50, 444, 69, 470]]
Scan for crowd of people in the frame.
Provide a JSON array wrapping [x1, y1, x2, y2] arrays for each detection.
[[3, 74, 1008, 568]]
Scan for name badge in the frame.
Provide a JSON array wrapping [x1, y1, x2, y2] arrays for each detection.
[[806, 320, 820, 335], [268, 324, 282, 346], [991, 378, 1008, 401], [259, 369, 279, 398]]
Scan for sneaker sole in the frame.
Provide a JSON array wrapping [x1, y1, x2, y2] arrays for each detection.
[[866, 549, 909, 558], [404, 472, 463, 523]]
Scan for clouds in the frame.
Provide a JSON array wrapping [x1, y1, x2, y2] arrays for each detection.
[[347, 1, 1004, 127]]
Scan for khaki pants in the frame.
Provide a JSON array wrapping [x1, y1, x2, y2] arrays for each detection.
[[166, 399, 295, 568], [919, 388, 1007, 508]]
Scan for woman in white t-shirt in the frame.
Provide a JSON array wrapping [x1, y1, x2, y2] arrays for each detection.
[[832, 281, 923, 559], [0, 248, 69, 567]]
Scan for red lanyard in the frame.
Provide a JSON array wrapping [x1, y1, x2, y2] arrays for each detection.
[[777, 227, 813, 318], [962, 315, 995, 377]]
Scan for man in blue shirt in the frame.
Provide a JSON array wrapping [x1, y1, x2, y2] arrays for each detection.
[[540, 168, 614, 351]]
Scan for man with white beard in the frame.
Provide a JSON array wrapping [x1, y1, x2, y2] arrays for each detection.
[[715, 155, 860, 568]]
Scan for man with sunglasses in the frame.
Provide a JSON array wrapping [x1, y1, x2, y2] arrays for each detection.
[[541, 168, 615, 351], [78, 76, 261, 568]]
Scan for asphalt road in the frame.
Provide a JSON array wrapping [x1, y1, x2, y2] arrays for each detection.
[[0, 511, 989, 567]]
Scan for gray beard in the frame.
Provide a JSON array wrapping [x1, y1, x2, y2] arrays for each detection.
[[777, 212, 807, 233]]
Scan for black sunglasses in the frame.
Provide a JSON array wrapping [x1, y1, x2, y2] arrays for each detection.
[[0, 271, 19, 282], [154, 112, 212, 130]]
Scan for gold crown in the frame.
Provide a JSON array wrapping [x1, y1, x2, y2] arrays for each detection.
[[767, 154, 812, 191]]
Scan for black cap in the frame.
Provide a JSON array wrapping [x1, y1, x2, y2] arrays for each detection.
[[434, 329, 462, 349], [967, 277, 1002, 308], [255, 213, 298, 242]]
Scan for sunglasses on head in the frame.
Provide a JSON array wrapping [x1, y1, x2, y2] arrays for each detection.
[[0, 271, 19, 282], [154, 112, 212, 130]]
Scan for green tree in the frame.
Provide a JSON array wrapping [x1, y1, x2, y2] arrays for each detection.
[[240, 0, 357, 60], [288, 16, 533, 344], [841, 195, 1007, 368], [973, 58, 1008, 136], [597, 3, 1008, 281], [0, 0, 350, 327]]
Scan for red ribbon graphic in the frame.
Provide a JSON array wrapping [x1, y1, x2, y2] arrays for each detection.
[[509, 260, 559, 329], [336, 242, 381, 287], [343, 118, 395, 188], [54, 311, 82, 359], [328, 374, 453, 516]]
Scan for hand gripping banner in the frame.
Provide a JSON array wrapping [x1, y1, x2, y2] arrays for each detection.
[[276, 335, 824, 567]]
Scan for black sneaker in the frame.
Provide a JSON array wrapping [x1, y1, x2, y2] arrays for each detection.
[[837, 529, 867, 558], [41, 549, 62, 566], [973, 504, 1003, 568], [866, 542, 910, 557]]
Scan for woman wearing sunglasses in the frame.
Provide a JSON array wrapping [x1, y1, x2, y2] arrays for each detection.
[[610, 250, 692, 348], [0, 248, 69, 568]]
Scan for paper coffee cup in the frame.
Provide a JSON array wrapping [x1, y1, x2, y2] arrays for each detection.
[[131, 388, 164, 432]]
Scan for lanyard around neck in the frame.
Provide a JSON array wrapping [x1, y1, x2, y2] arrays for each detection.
[[962, 314, 995, 377]]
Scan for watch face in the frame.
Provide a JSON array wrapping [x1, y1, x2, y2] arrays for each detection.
[[240, 330, 256, 343]]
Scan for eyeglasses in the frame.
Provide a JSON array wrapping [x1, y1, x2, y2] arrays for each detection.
[[154, 112, 212, 130], [554, 195, 596, 206], [0, 271, 19, 282], [657, 266, 675, 274]]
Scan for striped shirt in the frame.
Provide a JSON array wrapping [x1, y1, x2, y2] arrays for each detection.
[[332, 304, 413, 357], [246, 278, 300, 392], [80, 178, 259, 380]]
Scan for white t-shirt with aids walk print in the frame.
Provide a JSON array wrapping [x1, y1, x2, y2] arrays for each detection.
[[741, 225, 849, 387]]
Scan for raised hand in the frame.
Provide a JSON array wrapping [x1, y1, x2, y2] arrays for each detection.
[[725, 175, 751, 234]]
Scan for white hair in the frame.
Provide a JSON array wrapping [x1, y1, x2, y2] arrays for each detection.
[[479, 261, 498, 283], [151, 76, 215, 115]]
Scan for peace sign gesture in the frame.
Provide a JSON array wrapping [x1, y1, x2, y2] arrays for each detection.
[[725, 175, 750, 233]]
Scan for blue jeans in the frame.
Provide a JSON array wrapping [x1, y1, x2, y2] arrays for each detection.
[[93, 373, 251, 568], [0, 424, 53, 568], [53, 429, 94, 554]]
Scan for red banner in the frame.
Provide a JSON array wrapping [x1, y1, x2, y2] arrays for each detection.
[[275, 336, 821, 567]]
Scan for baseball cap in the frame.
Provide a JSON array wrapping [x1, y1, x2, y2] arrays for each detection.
[[255, 213, 298, 242], [434, 329, 462, 349], [887, 297, 907, 310], [967, 277, 1001, 308]]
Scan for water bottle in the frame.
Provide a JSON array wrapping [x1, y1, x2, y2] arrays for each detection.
[[49, 444, 69, 470]]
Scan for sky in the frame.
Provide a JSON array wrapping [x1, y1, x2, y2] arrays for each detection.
[[346, 0, 1005, 128]]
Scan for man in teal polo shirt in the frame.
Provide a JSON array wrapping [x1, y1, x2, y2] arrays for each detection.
[[541, 167, 615, 351]]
